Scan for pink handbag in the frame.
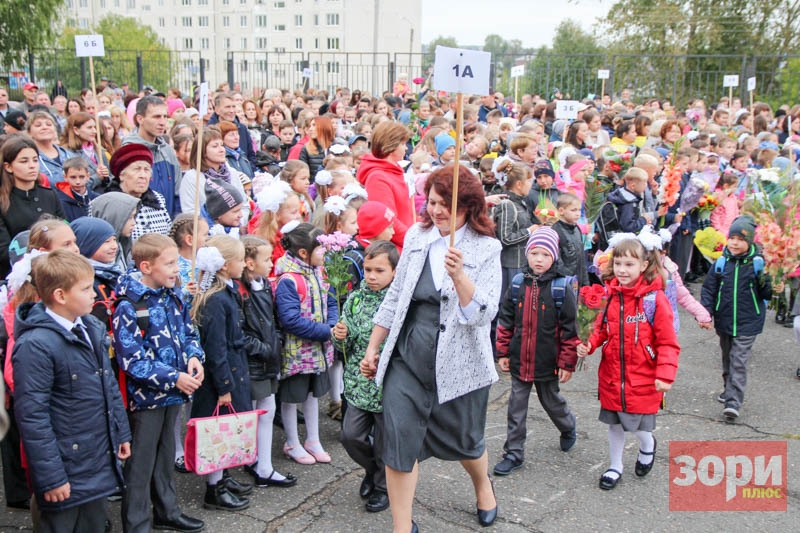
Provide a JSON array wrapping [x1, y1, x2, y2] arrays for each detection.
[[184, 405, 266, 475]]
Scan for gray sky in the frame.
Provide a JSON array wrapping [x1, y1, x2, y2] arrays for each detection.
[[421, 0, 615, 48]]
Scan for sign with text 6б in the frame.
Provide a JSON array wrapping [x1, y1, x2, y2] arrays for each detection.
[[669, 441, 787, 511]]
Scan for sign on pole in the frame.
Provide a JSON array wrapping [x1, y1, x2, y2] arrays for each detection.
[[74, 35, 105, 57], [433, 46, 491, 96], [723, 75, 739, 88], [302, 67, 313, 78], [555, 100, 580, 120], [597, 69, 610, 79], [197, 82, 209, 117], [747, 77, 757, 92], [511, 64, 525, 78]]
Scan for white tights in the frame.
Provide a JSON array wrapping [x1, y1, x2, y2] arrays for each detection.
[[281, 393, 320, 447]]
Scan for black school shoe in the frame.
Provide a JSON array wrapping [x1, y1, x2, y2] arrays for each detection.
[[244, 464, 297, 488], [365, 490, 390, 513], [560, 429, 577, 452], [221, 470, 253, 496], [493, 455, 523, 476], [203, 483, 250, 511], [153, 514, 205, 532], [599, 469, 622, 490], [634, 436, 657, 477], [359, 472, 375, 498]]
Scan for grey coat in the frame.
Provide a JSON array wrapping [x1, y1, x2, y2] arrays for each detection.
[[373, 223, 502, 404]]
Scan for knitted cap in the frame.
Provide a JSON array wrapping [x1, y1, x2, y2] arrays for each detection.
[[357, 201, 396, 240], [166, 97, 186, 117], [728, 215, 756, 245], [533, 159, 555, 179], [217, 120, 239, 139], [435, 133, 456, 156], [71, 217, 116, 259], [205, 178, 245, 220], [110, 142, 153, 178], [525, 226, 560, 261]]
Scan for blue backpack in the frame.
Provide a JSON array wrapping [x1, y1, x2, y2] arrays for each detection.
[[510, 273, 578, 319], [713, 255, 764, 277], [642, 279, 680, 332]]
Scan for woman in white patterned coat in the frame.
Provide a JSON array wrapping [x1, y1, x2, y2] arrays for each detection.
[[361, 166, 502, 533]]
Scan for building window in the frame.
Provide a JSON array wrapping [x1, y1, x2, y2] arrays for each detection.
[[256, 37, 268, 48], [200, 37, 209, 49], [295, 38, 302, 49], [241, 38, 247, 49], [222, 15, 230, 26], [257, 60, 267, 73], [274, 24, 285, 31], [314, 37, 319, 48], [79, 18, 90, 28], [142, 4, 150, 10], [274, 47, 286, 53], [326, 61, 339, 73], [181, 0, 190, 4], [198, 0, 207, 4], [114, 0, 120, 6], [199, 16, 208, 26], [79, 0, 88, 7], [274, 69, 286, 77], [182, 16, 192, 26], [100, 0, 106, 7], [313, 14, 319, 25], [326, 37, 339, 50], [183, 38, 193, 49], [240, 0, 246, 4], [158, 17, 165, 26], [224, 38, 231, 49], [127, 0, 135, 7], [294, 14, 302, 25], [222, 0, 229, 4], [326, 13, 339, 25], [256, 15, 267, 27], [240, 15, 247, 26], [273, 0, 285, 6]]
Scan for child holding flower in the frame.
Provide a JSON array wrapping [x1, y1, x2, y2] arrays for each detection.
[[577, 234, 680, 490], [494, 227, 579, 476]]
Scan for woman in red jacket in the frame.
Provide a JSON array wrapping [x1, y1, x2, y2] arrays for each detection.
[[577, 235, 680, 491], [356, 121, 413, 251]]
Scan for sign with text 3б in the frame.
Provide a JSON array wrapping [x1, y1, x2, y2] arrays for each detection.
[[74, 35, 105, 57], [723, 75, 740, 88], [555, 100, 579, 120], [597, 69, 610, 79], [669, 440, 787, 511], [433, 46, 491, 95]]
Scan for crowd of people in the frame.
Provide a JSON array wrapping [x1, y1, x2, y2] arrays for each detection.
[[0, 75, 796, 533]]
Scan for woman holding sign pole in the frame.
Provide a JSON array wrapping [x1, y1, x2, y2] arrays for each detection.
[[361, 166, 501, 532]]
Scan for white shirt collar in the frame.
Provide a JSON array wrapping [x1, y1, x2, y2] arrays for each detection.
[[427, 224, 468, 291], [45, 307, 84, 333]]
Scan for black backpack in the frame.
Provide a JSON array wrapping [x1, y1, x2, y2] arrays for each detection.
[[596, 201, 621, 251]]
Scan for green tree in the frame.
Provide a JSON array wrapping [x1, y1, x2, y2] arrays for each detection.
[[0, 0, 66, 65], [46, 14, 173, 94], [424, 36, 459, 68]]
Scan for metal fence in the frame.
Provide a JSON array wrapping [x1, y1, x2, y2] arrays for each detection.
[[2, 49, 799, 107]]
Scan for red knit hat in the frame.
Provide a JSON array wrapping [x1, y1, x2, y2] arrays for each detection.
[[110, 142, 153, 178], [357, 201, 396, 240]]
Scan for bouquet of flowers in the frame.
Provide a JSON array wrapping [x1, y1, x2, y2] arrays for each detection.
[[576, 284, 608, 370], [693, 227, 727, 262], [317, 231, 356, 362], [603, 150, 633, 175], [535, 197, 559, 226], [695, 193, 719, 215]]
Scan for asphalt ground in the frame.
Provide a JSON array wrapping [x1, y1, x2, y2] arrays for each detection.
[[1, 293, 798, 532]]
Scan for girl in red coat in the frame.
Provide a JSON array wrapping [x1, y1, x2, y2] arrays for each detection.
[[577, 235, 680, 490]]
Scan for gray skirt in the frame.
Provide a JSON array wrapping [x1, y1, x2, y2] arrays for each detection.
[[278, 372, 330, 404], [250, 378, 279, 401], [598, 408, 656, 432], [382, 355, 490, 472]]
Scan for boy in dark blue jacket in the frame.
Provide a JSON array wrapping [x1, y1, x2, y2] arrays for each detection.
[[13, 250, 131, 532], [113, 234, 206, 533], [701, 216, 772, 420], [55, 157, 99, 222], [606, 167, 653, 233]]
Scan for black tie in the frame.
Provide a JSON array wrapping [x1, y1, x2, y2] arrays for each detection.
[[72, 324, 88, 346]]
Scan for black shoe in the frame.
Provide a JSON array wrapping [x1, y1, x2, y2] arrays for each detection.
[[105, 519, 112, 533], [560, 429, 577, 452], [7, 499, 30, 510], [153, 513, 205, 532], [359, 472, 374, 498], [273, 412, 284, 429], [723, 405, 739, 420], [411, 520, 419, 533], [599, 468, 622, 490], [174, 456, 189, 474], [203, 483, 250, 511], [244, 464, 297, 488], [476, 476, 497, 527], [297, 411, 306, 425], [365, 490, 390, 513], [784, 316, 795, 327], [221, 471, 253, 497], [634, 436, 657, 477], [493, 455, 523, 476]]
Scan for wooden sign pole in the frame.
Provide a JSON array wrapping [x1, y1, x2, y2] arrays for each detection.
[[749, 90, 754, 112], [449, 92, 465, 247], [190, 126, 205, 279], [728, 85, 733, 110], [88, 56, 104, 169], [601, 79, 606, 102], [514, 76, 519, 108]]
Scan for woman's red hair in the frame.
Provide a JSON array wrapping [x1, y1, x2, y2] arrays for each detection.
[[420, 165, 495, 238]]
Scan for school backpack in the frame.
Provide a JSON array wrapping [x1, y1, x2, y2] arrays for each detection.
[[109, 292, 154, 408], [641, 279, 680, 332], [713, 255, 764, 277], [510, 273, 578, 319], [343, 248, 365, 289], [596, 201, 621, 251]]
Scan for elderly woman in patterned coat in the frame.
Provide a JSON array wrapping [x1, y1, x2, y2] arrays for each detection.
[[361, 165, 502, 533], [106, 143, 172, 240]]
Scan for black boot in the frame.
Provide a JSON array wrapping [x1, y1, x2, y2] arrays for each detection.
[[203, 483, 250, 511], [221, 470, 253, 496]]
